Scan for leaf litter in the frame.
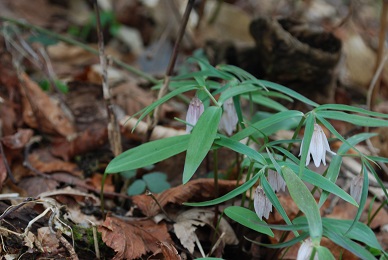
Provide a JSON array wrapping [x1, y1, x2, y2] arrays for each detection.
[[0, 0, 387, 259]]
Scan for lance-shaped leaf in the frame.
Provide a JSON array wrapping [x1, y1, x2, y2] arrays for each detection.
[[105, 135, 190, 173], [183, 106, 222, 184], [282, 166, 322, 244]]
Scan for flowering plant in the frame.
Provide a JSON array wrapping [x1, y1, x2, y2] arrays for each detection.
[[105, 55, 388, 259]]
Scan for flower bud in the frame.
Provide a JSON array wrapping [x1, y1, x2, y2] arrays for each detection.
[[253, 186, 272, 220], [268, 169, 286, 192], [219, 98, 238, 136], [185, 97, 204, 133], [350, 174, 363, 204]]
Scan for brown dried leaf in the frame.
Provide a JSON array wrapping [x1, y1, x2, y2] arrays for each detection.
[[37, 227, 60, 255], [1, 129, 33, 149], [149, 242, 181, 260], [28, 148, 82, 177], [50, 124, 108, 161], [20, 73, 75, 137], [132, 178, 237, 217], [0, 160, 7, 189], [98, 216, 172, 260]]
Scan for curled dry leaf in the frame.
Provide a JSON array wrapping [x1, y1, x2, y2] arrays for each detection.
[[20, 73, 75, 137], [98, 216, 172, 260], [174, 208, 238, 254], [149, 242, 181, 260], [131, 178, 237, 217]]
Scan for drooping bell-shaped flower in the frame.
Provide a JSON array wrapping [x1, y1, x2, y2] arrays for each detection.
[[253, 186, 272, 220], [268, 169, 286, 192], [219, 98, 238, 136], [185, 97, 204, 133], [299, 123, 332, 167], [350, 174, 363, 204], [297, 238, 318, 260]]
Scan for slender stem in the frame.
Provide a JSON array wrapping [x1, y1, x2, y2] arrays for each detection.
[[240, 161, 254, 207], [202, 85, 220, 107], [150, 0, 196, 132], [0, 16, 158, 84]]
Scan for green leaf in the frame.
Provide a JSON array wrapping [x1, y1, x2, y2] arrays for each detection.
[[133, 85, 196, 130], [183, 107, 222, 184], [232, 110, 304, 141], [184, 169, 264, 206], [245, 232, 308, 249], [243, 93, 288, 112], [316, 246, 335, 260], [127, 179, 146, 195], [215, 135, 266, 165], [322, 218, 382, 250], [315, 104, 388, 119], [317, 111, 388, 127], [105, 135, 189, 173], [218, 85, 260, 104], [142, 172, 170, 193], [224, 206, 274, 237], [319, 133, 376, 207], [261, 175, 299, 236], [282, 166, 322, 244], [261, 80, 319, 107], [281, 162, 358, 207], [324, 228, 376, 260]]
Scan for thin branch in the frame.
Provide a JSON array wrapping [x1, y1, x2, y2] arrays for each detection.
[[149, 0, 196, 135], [93, 0, 122, 157]]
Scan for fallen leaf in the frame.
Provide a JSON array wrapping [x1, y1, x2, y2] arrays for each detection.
[[131, 178, 237, 217], [20, 73, 75, 137], [18, 176, 58, 197], [0, 160, 7, 189], [173, 217, 204, 254], [37, 227, 60, 255], [50, 124, 108, 161], [99, 216, 172, 260], [149, 242, 181, 260], [1, 129, 33, 149], [23, 231, 36, 249], [28, 148, 82, 177]]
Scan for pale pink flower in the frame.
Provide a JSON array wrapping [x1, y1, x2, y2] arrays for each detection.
[[268, 169, 286, 192], [185, 97, 204, 133], [350, 174, 363, 204], [219, 98, 238, 136], [253, 186, 272, 220], [297, 238, 318, 260], [299, 124, 331, 167]]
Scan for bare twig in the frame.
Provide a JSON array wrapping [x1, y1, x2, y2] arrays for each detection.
[[149, 0, 196, 136], [0, 197, 34, 221], [93, 0, 122, 157], [87, 219, 101, 259], [56, 230, 79, 260]]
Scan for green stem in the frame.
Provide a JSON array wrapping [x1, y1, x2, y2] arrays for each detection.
[[240, 161, 254, 207], [201, 85, 220, 107], [1, 16, 158, 84]]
